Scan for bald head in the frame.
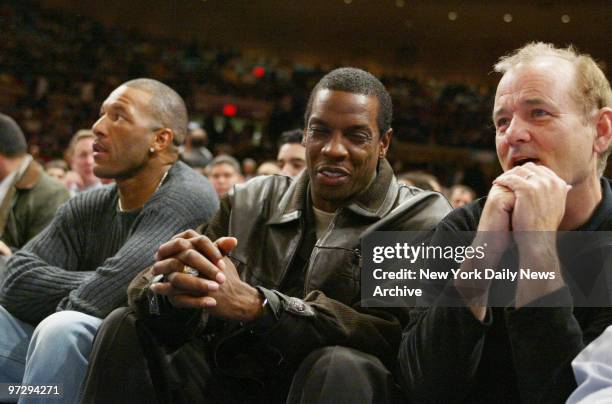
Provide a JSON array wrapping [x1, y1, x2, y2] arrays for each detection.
[[122, 78, 188, 148]]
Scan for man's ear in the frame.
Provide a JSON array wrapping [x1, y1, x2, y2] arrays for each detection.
[[378, 128, 393, 159], [593, 107, 612, 155], [152, 128, 174, 153]]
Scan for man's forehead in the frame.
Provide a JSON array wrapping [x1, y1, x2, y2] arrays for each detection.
[[496, 57, 575, 95], [211, 163, 238, 174], [74, 137, 94, 149], [103, 85, 154, 110], [278, 143, 305, 158], [311, 89, 377, 118], [494, 59, 576, 109]]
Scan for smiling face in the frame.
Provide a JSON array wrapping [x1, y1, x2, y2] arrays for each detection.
[[91, 85, 159, 180], [305, 89, 391, 212], [493, 57, 598, 186]]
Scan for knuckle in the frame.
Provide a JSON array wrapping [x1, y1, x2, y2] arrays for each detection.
[[184, 249, 198, 261], [185, 229, 199, 237], [177, 238, 192, 250]]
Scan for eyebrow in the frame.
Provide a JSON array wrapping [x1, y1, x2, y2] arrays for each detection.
[[346, 124, 372, 133], [492, 98, 551, 120], [307, 117, 327, 126], [100, 102, 130, 116]]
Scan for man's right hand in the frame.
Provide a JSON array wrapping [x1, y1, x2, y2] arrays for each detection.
[[478, 182, 515, 235], [150, 230, 230, 308], [457, 183, 515, 321]]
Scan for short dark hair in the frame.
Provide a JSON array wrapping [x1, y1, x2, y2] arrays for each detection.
[[0, 114, 27, 157], [278, 129, 303, 147], [122, 78, 188, 147], [209, 155, 241, 174], [304, 67, 393, 135]]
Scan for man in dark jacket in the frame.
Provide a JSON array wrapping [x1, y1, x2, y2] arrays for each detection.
[[399, 42, 612, 403], [0, 114, 69, 256], [81, 68, 451, 403]]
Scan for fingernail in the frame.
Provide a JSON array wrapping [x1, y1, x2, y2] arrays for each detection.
[[208, 281, 219, 291], [207, 299, 217, 307], [216, 272, 226, 283]]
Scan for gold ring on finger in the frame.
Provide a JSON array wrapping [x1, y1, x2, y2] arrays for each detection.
[[183, 265, 199, 276]]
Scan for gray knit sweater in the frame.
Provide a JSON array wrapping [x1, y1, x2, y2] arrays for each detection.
[[0, 161, 219, 325]]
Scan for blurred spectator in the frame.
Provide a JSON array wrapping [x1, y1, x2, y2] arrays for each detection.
[[0, 1, 499, 192], [448, 184, 476, 208], [398, 171, 443, 192], [44, 159, 69, 183], [0, 114, 69, 255], [208, 155, 243, 196], [65, 129, 102, 196], [180, 122, 213, 169], [277, 128, 305, 177], [257, 160, 282, 176], [242, 158, 257, 180]]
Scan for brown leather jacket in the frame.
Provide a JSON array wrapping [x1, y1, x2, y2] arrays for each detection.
[[129, 159, 451, 375]]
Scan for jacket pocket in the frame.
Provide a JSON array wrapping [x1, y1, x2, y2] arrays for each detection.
[[304, 246, 361, 304]]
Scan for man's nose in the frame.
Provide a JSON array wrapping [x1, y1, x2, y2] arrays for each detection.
[[321, 132, 349, 159], [504, 116, 532, 146], [92, 116, 106, 137]]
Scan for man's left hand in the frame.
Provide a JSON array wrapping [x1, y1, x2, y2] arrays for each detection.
[[493, 162, 571, 233], [151, 234, 264, 322]]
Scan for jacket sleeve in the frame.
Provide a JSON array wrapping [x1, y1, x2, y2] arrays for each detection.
[[24, 180, 70, 246], [398, 300, 492, 402], [397, 216, 492, 402], [244, 287, 409, 371]]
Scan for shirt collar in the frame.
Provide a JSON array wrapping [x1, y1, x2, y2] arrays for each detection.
[[577, 177, 612, 231]]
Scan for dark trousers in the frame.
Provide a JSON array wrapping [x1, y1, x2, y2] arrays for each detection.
[[81, 307, 403, 404]]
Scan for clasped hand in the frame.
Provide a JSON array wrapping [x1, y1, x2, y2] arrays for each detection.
[[149, 230, 263, 322]]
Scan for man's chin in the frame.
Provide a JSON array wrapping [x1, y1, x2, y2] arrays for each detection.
[[93, 167, 115, 180]]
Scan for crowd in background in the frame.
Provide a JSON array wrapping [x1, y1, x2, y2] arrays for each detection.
[[0, 0, 482, 200]]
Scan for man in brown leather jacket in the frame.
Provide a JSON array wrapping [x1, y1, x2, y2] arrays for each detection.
[[82, 68, 451, 403], [0, 114, 69, 257]]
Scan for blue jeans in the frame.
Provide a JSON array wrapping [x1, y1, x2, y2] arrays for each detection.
[[0, 305, 102, 404]]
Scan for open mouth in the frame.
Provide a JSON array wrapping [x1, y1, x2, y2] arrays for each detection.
[[92, 142, 108, 159], [512, 157, 539, 167], [317, 166, 350, 185]]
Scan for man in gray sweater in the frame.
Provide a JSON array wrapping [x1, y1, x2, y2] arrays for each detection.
[[0, 79, 219, 403]]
